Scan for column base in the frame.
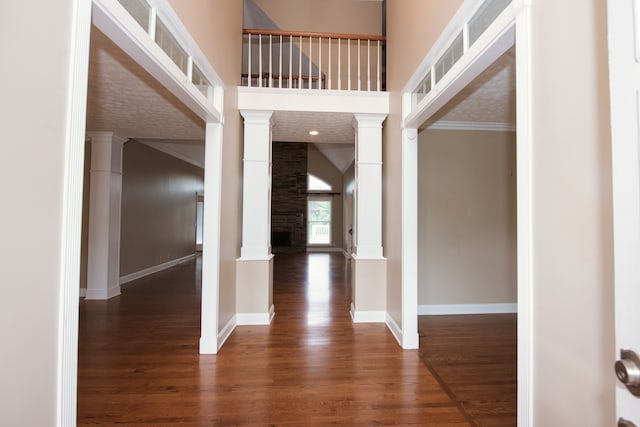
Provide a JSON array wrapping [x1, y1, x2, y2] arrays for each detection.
[[84, 284, 121, 300], [350, 256, 387, 323], [236, 255, 274, 325]]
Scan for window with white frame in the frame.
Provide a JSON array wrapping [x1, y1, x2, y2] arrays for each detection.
[[308, 197, 332, 245]]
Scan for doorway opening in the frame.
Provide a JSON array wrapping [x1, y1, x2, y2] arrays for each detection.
[[416, 46, 517, 426]]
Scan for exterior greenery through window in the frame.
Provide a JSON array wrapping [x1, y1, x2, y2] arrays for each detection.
[[308, 174, 332, 245], [308, 198, 331, 245]]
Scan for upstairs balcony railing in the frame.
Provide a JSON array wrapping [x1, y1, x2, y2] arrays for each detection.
[[242, 29, 386, 92]]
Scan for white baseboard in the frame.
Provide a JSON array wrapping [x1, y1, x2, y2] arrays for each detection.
[[84, 285, 121, 300], [418, 303, 517, 315], [199, 335, 218, 354], [236, 304, 275, 325], [350, 303, 386, 323], [385, 312, 403, 346], [119, 253, 195, 285], [217, 315, 236, 350], [79, 288, 86, 298]]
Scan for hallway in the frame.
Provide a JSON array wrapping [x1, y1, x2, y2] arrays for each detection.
[[77, 253, 470, 425]]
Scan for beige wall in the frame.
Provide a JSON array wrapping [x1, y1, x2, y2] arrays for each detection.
[[530, 0, 615, 424], [251, 0, 382, 35], [247, 0, 382, 91], [385, 0, 463, 327], [0, 1, 77, 425], [418, 129, 516, 306], [307, 145, 344, 248], [168, 0, 244, 330], [119, 142, 204, 276]]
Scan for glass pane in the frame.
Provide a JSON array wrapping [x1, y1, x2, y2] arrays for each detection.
[[117, 0, 150, 32], [413, 70, 432, 104], [308, 199, 331, 245], [155, 19, 189, 74], [435, 32, 464, 84], [192, 63, 212, 99], [468, 0, 511, 46]]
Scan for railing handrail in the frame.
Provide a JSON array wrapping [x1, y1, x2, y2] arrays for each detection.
[[243, 28, 386, 42], [242, 28, 386, 91]]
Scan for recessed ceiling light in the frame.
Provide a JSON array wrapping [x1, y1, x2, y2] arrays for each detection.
[[309, 130, 319, 136]]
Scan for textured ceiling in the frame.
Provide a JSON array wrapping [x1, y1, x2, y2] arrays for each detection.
[[86, 26, 205, 141], [86, 22, 514, 171], [272, 111, 355, 145], [428, 46, 516, 127]]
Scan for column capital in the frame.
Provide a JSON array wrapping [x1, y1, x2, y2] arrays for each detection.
[[240, 109, 274, 126], [352, 113, 387, 129], [86, 131, 128, 146]]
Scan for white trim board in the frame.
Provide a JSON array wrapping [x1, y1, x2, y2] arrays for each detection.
[[217, 315, 236, 352], [58, 0, 93, 423], [236, 305, 275, 325], [350, 304, 386, 323], [119, 253, 195, 285], [238, 87, 389, 115], [385, 313, 403, 347], [418, 303, 517, 315], [425, 121, 516, 132]]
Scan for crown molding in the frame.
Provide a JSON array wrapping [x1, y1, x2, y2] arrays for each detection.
[[424, 120, 515, 132]]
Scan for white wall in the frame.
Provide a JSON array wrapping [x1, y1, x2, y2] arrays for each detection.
[[418, 129, 516, 307], [529, 0, 615, 424], [0, 1, 79, 424]]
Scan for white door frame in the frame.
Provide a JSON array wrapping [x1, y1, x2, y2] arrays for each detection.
[[401, 1, 532, 425], [58, 0, 225, 423], [57, 1, 93, 424], [607, 0, 640, 422]]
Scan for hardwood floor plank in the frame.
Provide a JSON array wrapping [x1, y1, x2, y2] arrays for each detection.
[[418, 314, 517, 426], [78, 254, 469, 425]]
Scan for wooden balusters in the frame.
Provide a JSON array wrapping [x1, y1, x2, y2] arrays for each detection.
[[242, 29, 385, 91]]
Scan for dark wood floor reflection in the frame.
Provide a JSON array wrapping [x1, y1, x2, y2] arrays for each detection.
[[78, 253, 469, 426], [418, 314, 517, 426]]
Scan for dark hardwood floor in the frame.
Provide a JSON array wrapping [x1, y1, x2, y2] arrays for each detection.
[[78, 252, 515, 425], [418, 314, 517, 426]]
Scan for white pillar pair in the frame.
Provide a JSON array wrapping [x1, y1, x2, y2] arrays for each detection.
[[236, 111, 387, 324]]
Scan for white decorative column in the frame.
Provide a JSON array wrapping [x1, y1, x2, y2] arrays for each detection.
[[200, 122, 223, 354], [236, 110, 275, 324], [401, 126, 419, 348], [85, 132, 126, 300], [350, 113, 387, 323]]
